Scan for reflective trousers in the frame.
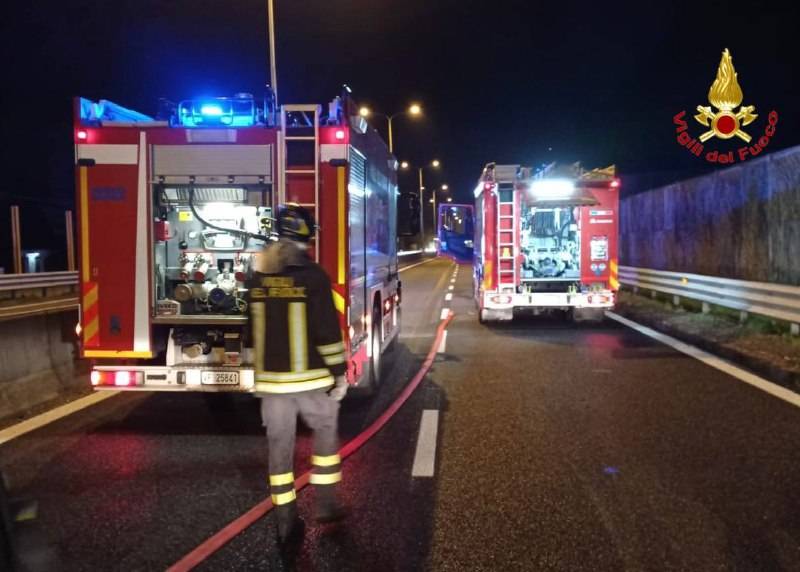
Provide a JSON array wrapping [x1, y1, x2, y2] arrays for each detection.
[[261, 390, 342, 525]]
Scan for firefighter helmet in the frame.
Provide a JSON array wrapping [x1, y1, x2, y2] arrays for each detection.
[[276, 204, 316, 242]]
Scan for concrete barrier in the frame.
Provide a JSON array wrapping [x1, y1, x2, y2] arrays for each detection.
[[0, 311, 87, 423]]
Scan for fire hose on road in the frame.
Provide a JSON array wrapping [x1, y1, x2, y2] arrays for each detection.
[[169, 311, 455, 571]]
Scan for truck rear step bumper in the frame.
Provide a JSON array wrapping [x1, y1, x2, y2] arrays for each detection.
[[484, 291, 615, 311]]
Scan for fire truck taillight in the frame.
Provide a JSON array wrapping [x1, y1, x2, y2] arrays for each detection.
[[91, 370, 142, 387], [335, 129, 346, 140], [76, 129, 88, 141], [610, 180, 620, 188], [114, 371, 133, 386], [490, 295, 513, 305]]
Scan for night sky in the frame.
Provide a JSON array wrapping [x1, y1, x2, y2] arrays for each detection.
[[1, 1, 798, 266]]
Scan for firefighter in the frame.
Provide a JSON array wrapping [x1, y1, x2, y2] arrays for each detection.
[[247, 204, 348, 547]]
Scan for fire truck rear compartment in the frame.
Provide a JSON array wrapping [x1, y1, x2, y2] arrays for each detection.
[[519, 205, 580, 282]]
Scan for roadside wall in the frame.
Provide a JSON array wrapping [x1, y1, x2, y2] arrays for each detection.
[[0, 310, 86, 422], [620, 145, 800, 285]]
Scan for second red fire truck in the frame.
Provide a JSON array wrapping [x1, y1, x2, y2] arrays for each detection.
[[74, 91, 399, 393], [474, 162, 620, 322]]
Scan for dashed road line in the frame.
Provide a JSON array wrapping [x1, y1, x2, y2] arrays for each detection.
[[607, 311, 800, 409], [411, 409, 440, 477], [445, 293, 453, 301], [440, 308, 450, 320], [437, 330, 448, 353]]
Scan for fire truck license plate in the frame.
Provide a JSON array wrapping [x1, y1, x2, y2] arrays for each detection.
[[201, 371, 239, 385]]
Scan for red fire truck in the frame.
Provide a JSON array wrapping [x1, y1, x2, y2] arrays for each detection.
[[474, 163, 619, 322], [74, 92, 399, 393]]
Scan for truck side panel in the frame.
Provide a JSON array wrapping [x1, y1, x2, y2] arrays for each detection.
[[578, 186, 619, 290], [76, 141, 151, 357]]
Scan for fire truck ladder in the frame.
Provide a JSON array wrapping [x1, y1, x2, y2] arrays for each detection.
[[497, 182, 517, 287], [278, 104, 322, 261]]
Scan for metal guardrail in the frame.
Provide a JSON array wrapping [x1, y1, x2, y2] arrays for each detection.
[[0, 271, 79, 321], [619, 266, 800, 326], [0, 271, 78, 292]]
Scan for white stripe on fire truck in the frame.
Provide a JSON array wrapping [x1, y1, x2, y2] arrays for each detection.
[[75, 144, 138, 165], [133, 132, 152, 355]]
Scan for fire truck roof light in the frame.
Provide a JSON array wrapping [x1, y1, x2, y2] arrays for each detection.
[[529, 179, 575, 199], [177, 97, 257, 128], [200, 104, 224, 116]]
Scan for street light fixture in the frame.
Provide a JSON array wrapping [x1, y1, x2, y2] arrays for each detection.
[[358, 104, 423, 153]]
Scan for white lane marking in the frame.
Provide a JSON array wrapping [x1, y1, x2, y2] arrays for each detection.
[[606, 311, 800, 409], [437, 330, 448, 353], [0, 391, 121, 446], [448, 285, 454, 291], [399, 257, 438, 273], [450, 278, 456, 284], [411, 409, 440, 477], [445, 293, 453, 301], [440, 308, 450, 320]]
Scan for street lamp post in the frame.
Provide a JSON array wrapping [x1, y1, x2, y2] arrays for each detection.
[[267, 0, 278, 105], [360, 104, 421, 154], [431, 184, 449, 242], [402, 159, 441, 247]]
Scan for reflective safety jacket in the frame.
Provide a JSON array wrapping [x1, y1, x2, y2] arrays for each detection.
[[246, 241, 347, 394]]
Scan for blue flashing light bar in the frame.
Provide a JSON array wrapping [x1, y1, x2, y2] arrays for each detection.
[[177, 96, 257, 128], [200, 104, 224, 116]]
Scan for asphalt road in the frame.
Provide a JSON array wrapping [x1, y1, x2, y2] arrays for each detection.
[[3, 257, 800, 571], [428, 264, 800, 571], [0, 257, 456, 571]]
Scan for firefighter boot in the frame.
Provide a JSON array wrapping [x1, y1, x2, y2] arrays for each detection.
[[276, 503, 305, 547], [314, 485, 346, 524]]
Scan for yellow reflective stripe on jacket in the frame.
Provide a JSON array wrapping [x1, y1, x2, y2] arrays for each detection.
[[269, 472, 294, 487], [255, 377, 334, 394], [322, 353, 345, 366], [311, 453, 341, 467], [257, 368, 332, 383], [288, 302, 308, 372], [271, 489, 296, 506], [310, 471, 342, 485], [317, 341, 345, 356], [251, 301, 266, 372]]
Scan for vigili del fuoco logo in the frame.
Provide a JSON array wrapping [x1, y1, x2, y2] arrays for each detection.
[[673, 48, 778, 165]]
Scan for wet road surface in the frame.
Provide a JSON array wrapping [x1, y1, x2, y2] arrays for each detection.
[[3, 258, 800, 571]]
